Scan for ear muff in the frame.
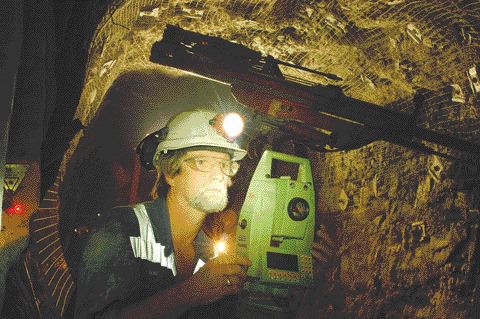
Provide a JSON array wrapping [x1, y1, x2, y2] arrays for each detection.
[[136, 127, 169, 170]]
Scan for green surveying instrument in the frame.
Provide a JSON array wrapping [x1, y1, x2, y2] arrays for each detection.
[[236, 150, 315, 318]]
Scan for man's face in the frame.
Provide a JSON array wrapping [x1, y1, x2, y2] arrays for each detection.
[[168, 150, 234, 214]]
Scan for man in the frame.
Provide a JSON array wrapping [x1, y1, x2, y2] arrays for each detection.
[[73, 109, 251, 319]]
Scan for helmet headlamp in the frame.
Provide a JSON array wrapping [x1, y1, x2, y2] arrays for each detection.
[[136, 109, 247, 170], [209, 112, 245, 142]]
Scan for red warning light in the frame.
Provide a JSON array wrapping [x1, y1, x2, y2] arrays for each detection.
[[6, 203, 24, 215]]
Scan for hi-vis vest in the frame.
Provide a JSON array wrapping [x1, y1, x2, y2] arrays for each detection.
[[128, 203, 206, 276]]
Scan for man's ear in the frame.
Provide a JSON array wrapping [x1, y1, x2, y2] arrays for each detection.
[[164, 173, 175, 187]]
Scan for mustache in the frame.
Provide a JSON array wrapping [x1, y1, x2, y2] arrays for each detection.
[[198, 183, 228, 192], [201, 188, 228, 195]]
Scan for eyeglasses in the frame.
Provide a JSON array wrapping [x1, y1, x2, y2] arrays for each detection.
[[182, 156, 240, 177]]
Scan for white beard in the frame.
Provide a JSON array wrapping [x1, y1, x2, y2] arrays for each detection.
[[189, 186, 228, 213]]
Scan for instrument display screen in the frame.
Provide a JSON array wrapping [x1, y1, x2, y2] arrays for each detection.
[[267, 252, 298, 271]]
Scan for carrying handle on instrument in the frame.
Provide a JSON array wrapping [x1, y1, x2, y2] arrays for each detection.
[[253, 150, 313, 183]]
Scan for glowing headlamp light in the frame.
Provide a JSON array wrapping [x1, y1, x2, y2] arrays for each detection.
[[210, 112, 245, 142], [223, 113, 244, 139]]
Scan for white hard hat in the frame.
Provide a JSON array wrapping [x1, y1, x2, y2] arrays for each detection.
[[154, 109, 247, 161]]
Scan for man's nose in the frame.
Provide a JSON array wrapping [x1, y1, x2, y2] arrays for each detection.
[[209, 162, 226, 181]]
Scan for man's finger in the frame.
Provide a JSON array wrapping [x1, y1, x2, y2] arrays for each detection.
[[312, 241, 334, 256], [315, 228, 335, 246], [214, 254, 252, 267], [220, 264, 244, 275], [311, 249, 328, 263], [224, 283, 242, 296], [223, 275, 246, 290]]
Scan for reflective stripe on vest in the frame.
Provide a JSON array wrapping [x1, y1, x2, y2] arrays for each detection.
[[129, 203, 205, 276]]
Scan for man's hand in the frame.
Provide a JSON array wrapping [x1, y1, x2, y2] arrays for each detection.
[[183, 255, 251, 306], [311, 225, 337, 278]]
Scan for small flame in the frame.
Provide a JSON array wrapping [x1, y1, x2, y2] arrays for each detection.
[[214, 240, 227, 256]]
